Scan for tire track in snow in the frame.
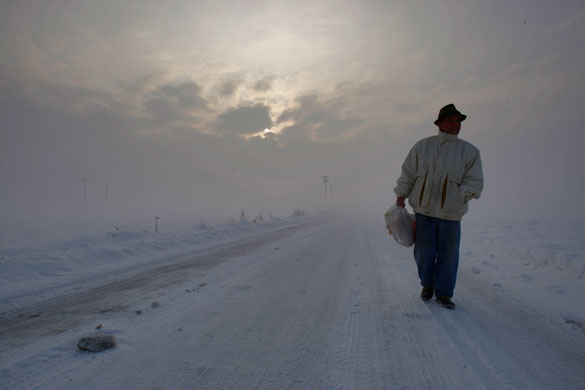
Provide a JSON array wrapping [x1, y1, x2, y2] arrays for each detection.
[[0, 218, 332, 353], [249, 222, 359, 390], [364, 221, 455, 390], [2, 217, 585, 389]]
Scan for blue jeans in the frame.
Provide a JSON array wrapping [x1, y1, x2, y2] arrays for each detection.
[[414, 214, 461, 298]]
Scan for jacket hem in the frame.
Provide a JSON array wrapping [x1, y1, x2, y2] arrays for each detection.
[[411, 207, 463, 222]]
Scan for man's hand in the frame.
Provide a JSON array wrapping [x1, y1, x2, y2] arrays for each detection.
[[396, 197, 406, 208]]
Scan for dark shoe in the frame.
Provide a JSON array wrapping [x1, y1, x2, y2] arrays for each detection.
[[421, 287, 434, 301], [436, 296, 455, 309]]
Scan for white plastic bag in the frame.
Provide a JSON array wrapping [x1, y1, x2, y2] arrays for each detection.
[[384, 205, 416, 247]]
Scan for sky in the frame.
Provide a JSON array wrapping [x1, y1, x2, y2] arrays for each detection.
[[1, 0, 585, 237]]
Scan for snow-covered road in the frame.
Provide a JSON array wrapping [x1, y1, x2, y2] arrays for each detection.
[[1, 217, 584, 389]]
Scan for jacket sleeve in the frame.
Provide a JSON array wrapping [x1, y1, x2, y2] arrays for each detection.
[[394, 144, 418, 198], [460, 149, 483, 201]]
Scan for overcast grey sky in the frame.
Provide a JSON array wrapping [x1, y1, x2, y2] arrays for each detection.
[[2, 0, 585, 229]]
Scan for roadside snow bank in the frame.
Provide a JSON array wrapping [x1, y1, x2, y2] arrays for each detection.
[[465, 219, 585, 279], [0, 215, 318, 302], [461, 218, 585, 322]]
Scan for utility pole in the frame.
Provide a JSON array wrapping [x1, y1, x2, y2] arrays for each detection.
[[81, 179, 88, 209], [322, 176, 329, 210], [329, 182, 333, 207]]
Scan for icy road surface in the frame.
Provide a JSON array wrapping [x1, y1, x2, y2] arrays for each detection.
[[1, 217, 584, 389]]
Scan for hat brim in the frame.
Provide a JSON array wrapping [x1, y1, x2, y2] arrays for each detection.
[[434, 113, 466, 126]]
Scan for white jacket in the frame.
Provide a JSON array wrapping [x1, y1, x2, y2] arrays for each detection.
[[394, 131, 483, 221]]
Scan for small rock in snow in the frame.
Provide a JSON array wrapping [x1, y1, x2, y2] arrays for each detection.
[[95, 324, 103, 329], [77, 334, 117, 352], [135, 310, 143, 315], [151, 301, 160, 308], [472, 268, 481, 274]]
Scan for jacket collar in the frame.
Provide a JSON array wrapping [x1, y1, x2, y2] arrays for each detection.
[[438, 130, 459, 143]]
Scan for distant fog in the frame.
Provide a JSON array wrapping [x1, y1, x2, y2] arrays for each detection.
[[2, 0, 585, 245]]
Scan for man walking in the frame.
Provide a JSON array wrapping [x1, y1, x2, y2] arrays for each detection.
[[394, 104, 483, 309]]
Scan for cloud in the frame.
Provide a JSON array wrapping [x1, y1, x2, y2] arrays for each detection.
[[278, 95, 318, 123], [144, 82, 206, 126], [216, 104, 272, 136], [3, 0, 585, 226], [253, 76, 273, 92], [546, 6, 585, 34], [218, 77, 243, 98], [277, 93, 364, 141]]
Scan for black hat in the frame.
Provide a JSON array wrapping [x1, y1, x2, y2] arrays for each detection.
[[434, 104, 467, 126]]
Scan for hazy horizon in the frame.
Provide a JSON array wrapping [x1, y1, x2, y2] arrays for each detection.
[[2, 0, 585, 242]]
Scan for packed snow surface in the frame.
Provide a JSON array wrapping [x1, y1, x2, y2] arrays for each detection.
[[1, 215, 584, 389]]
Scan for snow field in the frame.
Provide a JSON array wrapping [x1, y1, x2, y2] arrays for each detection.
[[461, 218, 585, 328], [1, 216, 584, 389], [0, 215, 320, 307]]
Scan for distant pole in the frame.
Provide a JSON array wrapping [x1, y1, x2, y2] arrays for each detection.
[[105, 183, 110, 202], [322, 176, 329, 210], [154, 216, 160, 232], [81, 179, 88, 208], [330, 182, 333, 207]]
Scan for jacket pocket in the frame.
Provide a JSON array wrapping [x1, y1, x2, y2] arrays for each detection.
[[410, 172, 427, 207], [441, 175, 464, 214]]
